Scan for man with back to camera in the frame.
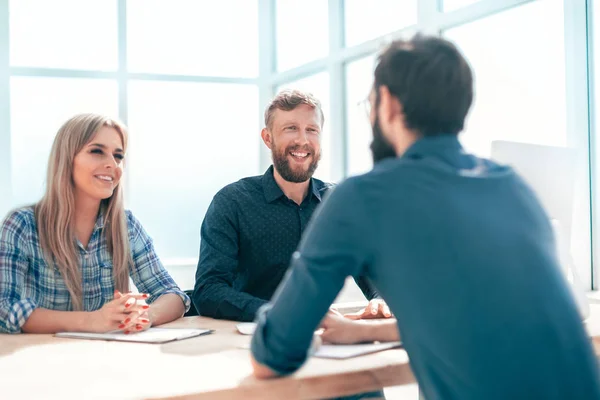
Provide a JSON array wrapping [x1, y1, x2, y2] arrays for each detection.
[[192, 89, 390, 323], [250, 35, 600, 400]]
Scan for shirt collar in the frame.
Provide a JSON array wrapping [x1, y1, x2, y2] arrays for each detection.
[[75, 208, 105, 251], [310, 179, 323, 202], [402, 134, 463, 160], [94, 206, 106, 230], [262, 165, 323, 203], [395, 134, 489, 176]]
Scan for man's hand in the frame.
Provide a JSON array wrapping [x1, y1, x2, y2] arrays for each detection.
[[343, 299, 392, 320], [319, 313, 372, 344], [250, 356, 279, 379], [321, 313, 401, 344]]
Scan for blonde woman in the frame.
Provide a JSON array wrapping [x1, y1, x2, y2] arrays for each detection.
[[0, 113, 189, 334]]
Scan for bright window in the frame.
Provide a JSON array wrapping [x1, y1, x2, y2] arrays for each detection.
[[10, 77, 118, 206], [345, 56, 376, 176], [127, 81, 259, 260], [127, 0, 259, 77], [276, 0, 329, 71], [9, 0, 118, 70], [443, 0, 482, 12], [444, 0, 567, 157], [344, 0, 417, 46]]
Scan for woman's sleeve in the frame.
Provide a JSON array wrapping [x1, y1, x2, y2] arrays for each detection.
[[0, 210, 37, 333], [126, 211, 190, 312]]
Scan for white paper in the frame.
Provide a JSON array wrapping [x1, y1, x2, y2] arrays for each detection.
[[314, 341, 402, 359], [240, 339, 401, 359], [236, 322, 257, 335], [55, 327, 212, 343]]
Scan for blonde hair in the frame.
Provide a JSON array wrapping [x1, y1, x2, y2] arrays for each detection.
[[34, 113, 132, 310]]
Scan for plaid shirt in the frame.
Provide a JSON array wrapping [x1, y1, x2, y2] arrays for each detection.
[[0, 207, 190, 333]]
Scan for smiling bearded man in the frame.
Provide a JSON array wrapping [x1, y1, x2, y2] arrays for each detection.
[[192, 90, 387, 328]]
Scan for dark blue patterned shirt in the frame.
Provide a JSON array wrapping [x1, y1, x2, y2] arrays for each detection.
[[193, 166, 378, 321]]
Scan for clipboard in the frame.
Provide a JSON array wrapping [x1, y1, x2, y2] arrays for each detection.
[[55, 327, 214, 344]]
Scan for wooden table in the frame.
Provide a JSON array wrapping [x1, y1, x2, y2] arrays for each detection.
[[3, 301, 600, 400], [0, 316, 414, 400]]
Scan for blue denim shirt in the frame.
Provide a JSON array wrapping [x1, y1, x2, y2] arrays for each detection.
[[251, 135, 600, 399], [0, 207, 190, 333]]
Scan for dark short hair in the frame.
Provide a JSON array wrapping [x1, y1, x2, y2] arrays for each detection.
[[264, 89, 324, 130], [374, 34, 473, 136]]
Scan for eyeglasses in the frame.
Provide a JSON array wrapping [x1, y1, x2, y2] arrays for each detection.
[[357, 95, 372, 119]]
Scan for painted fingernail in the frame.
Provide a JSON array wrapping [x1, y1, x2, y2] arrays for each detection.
[[118, 324, 125, 329], [142, 294, 149, 298], [139, 319, 149, 324], [136, 325, 142, 330], [124, 318, 131, 324], [142, 305, 149, 309], [124, 330, 130, 335]]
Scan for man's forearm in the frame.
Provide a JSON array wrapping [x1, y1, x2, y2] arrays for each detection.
[[251, 355, 279, 379], [362, 318, 400, 342], [194, 282, 267, 321]]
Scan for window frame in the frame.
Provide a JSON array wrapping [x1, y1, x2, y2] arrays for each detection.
[[1, 0, 596, 290]]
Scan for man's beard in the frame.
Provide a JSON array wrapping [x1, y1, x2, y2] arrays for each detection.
[[370, 116, 397, 164], [272, 143, 320, 183]]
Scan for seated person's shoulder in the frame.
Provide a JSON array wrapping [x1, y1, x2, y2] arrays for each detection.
[[124, 210, 157, 241], [317, 176, 367, 200], [1, 206, 35, 230], [123, 210, 142, 240], [124, 209, 137, 226], [0, 206, 36, 243], [358, 159, 418, 186], [214, 174, 263, 203], [312, 178, 336, 199]]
